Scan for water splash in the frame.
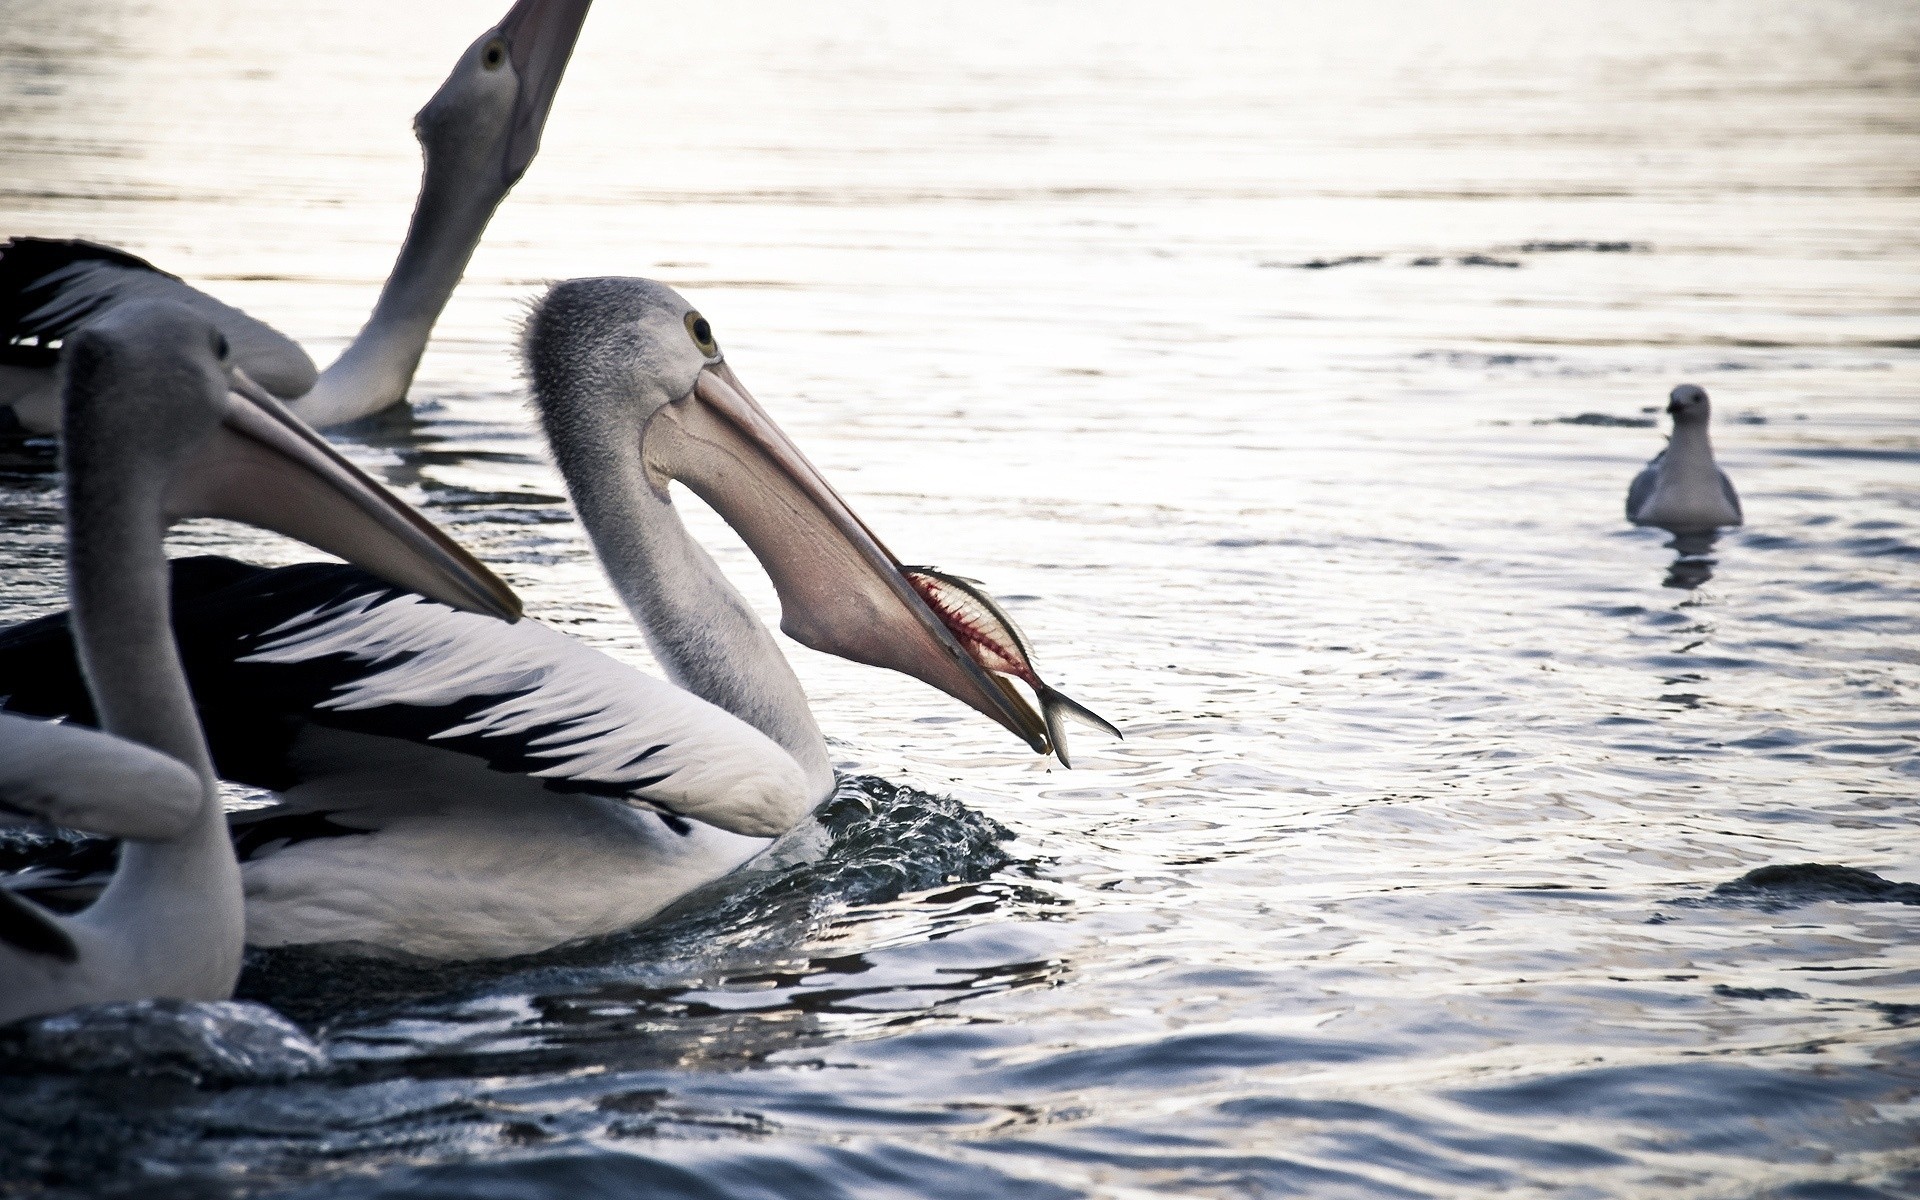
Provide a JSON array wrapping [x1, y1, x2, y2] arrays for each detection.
[[0, 998, 324, 1082]]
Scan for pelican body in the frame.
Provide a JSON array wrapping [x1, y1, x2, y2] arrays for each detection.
[[0, 0, 589, 434], [0, 280, 1105, 961], [0, 299, 518, 1022], [1626, 384, 1743, 534]]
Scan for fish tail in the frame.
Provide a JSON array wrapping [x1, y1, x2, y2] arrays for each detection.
[[1037, 685, 1122, 770]]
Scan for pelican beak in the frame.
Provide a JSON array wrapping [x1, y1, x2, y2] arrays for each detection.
[[163, 370, 522, 622], [641, 362, 1051, 752], [495, 0, 591, 187]]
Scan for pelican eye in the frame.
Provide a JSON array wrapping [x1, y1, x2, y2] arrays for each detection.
[[212, 332, 230, 360], [482, 38, 506, 70], [685, 312, 718, 355]]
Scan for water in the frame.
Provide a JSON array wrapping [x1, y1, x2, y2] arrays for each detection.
[[2, 0, 1918, 1194]]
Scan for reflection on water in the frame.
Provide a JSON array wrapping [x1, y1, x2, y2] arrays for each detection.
[[1662, 530, 1722, 590], [3, 0, 1919, 1196]]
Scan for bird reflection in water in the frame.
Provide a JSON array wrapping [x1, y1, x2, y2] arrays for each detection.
[[1661, 530, 1721, 590]]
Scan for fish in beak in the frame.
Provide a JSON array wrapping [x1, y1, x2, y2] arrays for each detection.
[[640, 361, 1064, 754], [164, 369, 522, 622], [495, 0, 593, 187], [900, 566, 1120, 768]]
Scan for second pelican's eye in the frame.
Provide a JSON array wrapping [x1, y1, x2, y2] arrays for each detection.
[[685, 312, 717, 355], [482, 38, 506, 70]]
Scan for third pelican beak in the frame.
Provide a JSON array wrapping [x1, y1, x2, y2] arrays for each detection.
[[164, 370, 522, 623]]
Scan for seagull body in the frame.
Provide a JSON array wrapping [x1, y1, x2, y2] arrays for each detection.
[[0, 0, 588, 435], [0, 279, 1085, 962], [0, 299, 518, 1022], [1626, 384, 1743, 533]]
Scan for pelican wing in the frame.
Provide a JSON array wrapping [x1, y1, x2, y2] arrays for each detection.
[[0, 238, 317, 398], [0, 558, 811, 840], [1718, 467, 1743, 522]]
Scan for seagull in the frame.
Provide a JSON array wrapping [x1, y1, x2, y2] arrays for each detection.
[[1626, 384, 1743, 534], [0, 298, 519, 1023], [0, 0, 590, 435], [0, 278, 1097, 962]]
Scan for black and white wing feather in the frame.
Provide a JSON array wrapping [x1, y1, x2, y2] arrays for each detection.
[[0, 238, 318, 398], [0, 558, 810, 839]]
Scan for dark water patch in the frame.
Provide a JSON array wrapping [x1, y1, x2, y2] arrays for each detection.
[[1262, 254, 1382, 269], [1577, 603, 1648, 617], [1759, 1183, 1912, 1200], [1872, 1003, 1920, 1027], [1515, 240, 1647, 253], [1695, 864, 1920, 911], [420, 486, 571, 513], [0, 825, 116, 913], [1713, 985, 1808, 1001], [1537, 412, 1657, 427], [993, 1030, 1387, 1091], [1779, 448, 1920, 463], [1447, 1059, 1911, 1150], [283, 1142, 1083, 1200], [1838, 536, 1920, 559], [0, 821, 113, 876], [1820, 740, 1917, 756], [1806, 578, 1887, 595], [983, 1133, 1434, 1200], [0, 999, 324, 1083], [1217, 1094, 1631, 1170], [0, 436, 57, 474], [1209, 534, 1315, 549], [1413, 350, 1557, 368]]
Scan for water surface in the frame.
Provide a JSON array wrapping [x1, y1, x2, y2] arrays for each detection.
[[2, 1, 1917, 1195]]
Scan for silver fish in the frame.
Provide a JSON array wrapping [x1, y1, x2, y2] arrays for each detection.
[[902, 566, 1121, 767]]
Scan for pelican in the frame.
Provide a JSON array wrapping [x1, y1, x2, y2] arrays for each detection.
[[1626, 384, 1744, 533], [0, 278, 1106, 961], [0, 0, 590, 435], [0, 299, 519, 1022]]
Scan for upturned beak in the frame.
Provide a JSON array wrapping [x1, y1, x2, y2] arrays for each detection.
[[641, 362, 1051, 752], [163, 370, 522, 622], [496, 0, 592, 187]]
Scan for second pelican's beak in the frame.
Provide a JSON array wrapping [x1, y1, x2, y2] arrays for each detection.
[[641, 363, 1051, 752], [496, 0, 592, 187], [164, 371, 522, 622]]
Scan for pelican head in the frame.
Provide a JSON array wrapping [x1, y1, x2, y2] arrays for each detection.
[[62, 299, 521, 622], [523, 278, 1052, 753], [1667, 383, 1711, 426], [415, 0, 592, 193]]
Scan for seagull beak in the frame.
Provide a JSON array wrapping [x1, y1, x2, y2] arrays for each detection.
[[495, 0, 591, 187], [641, 362, 1051, 752], [163, 370, 522, 622]]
